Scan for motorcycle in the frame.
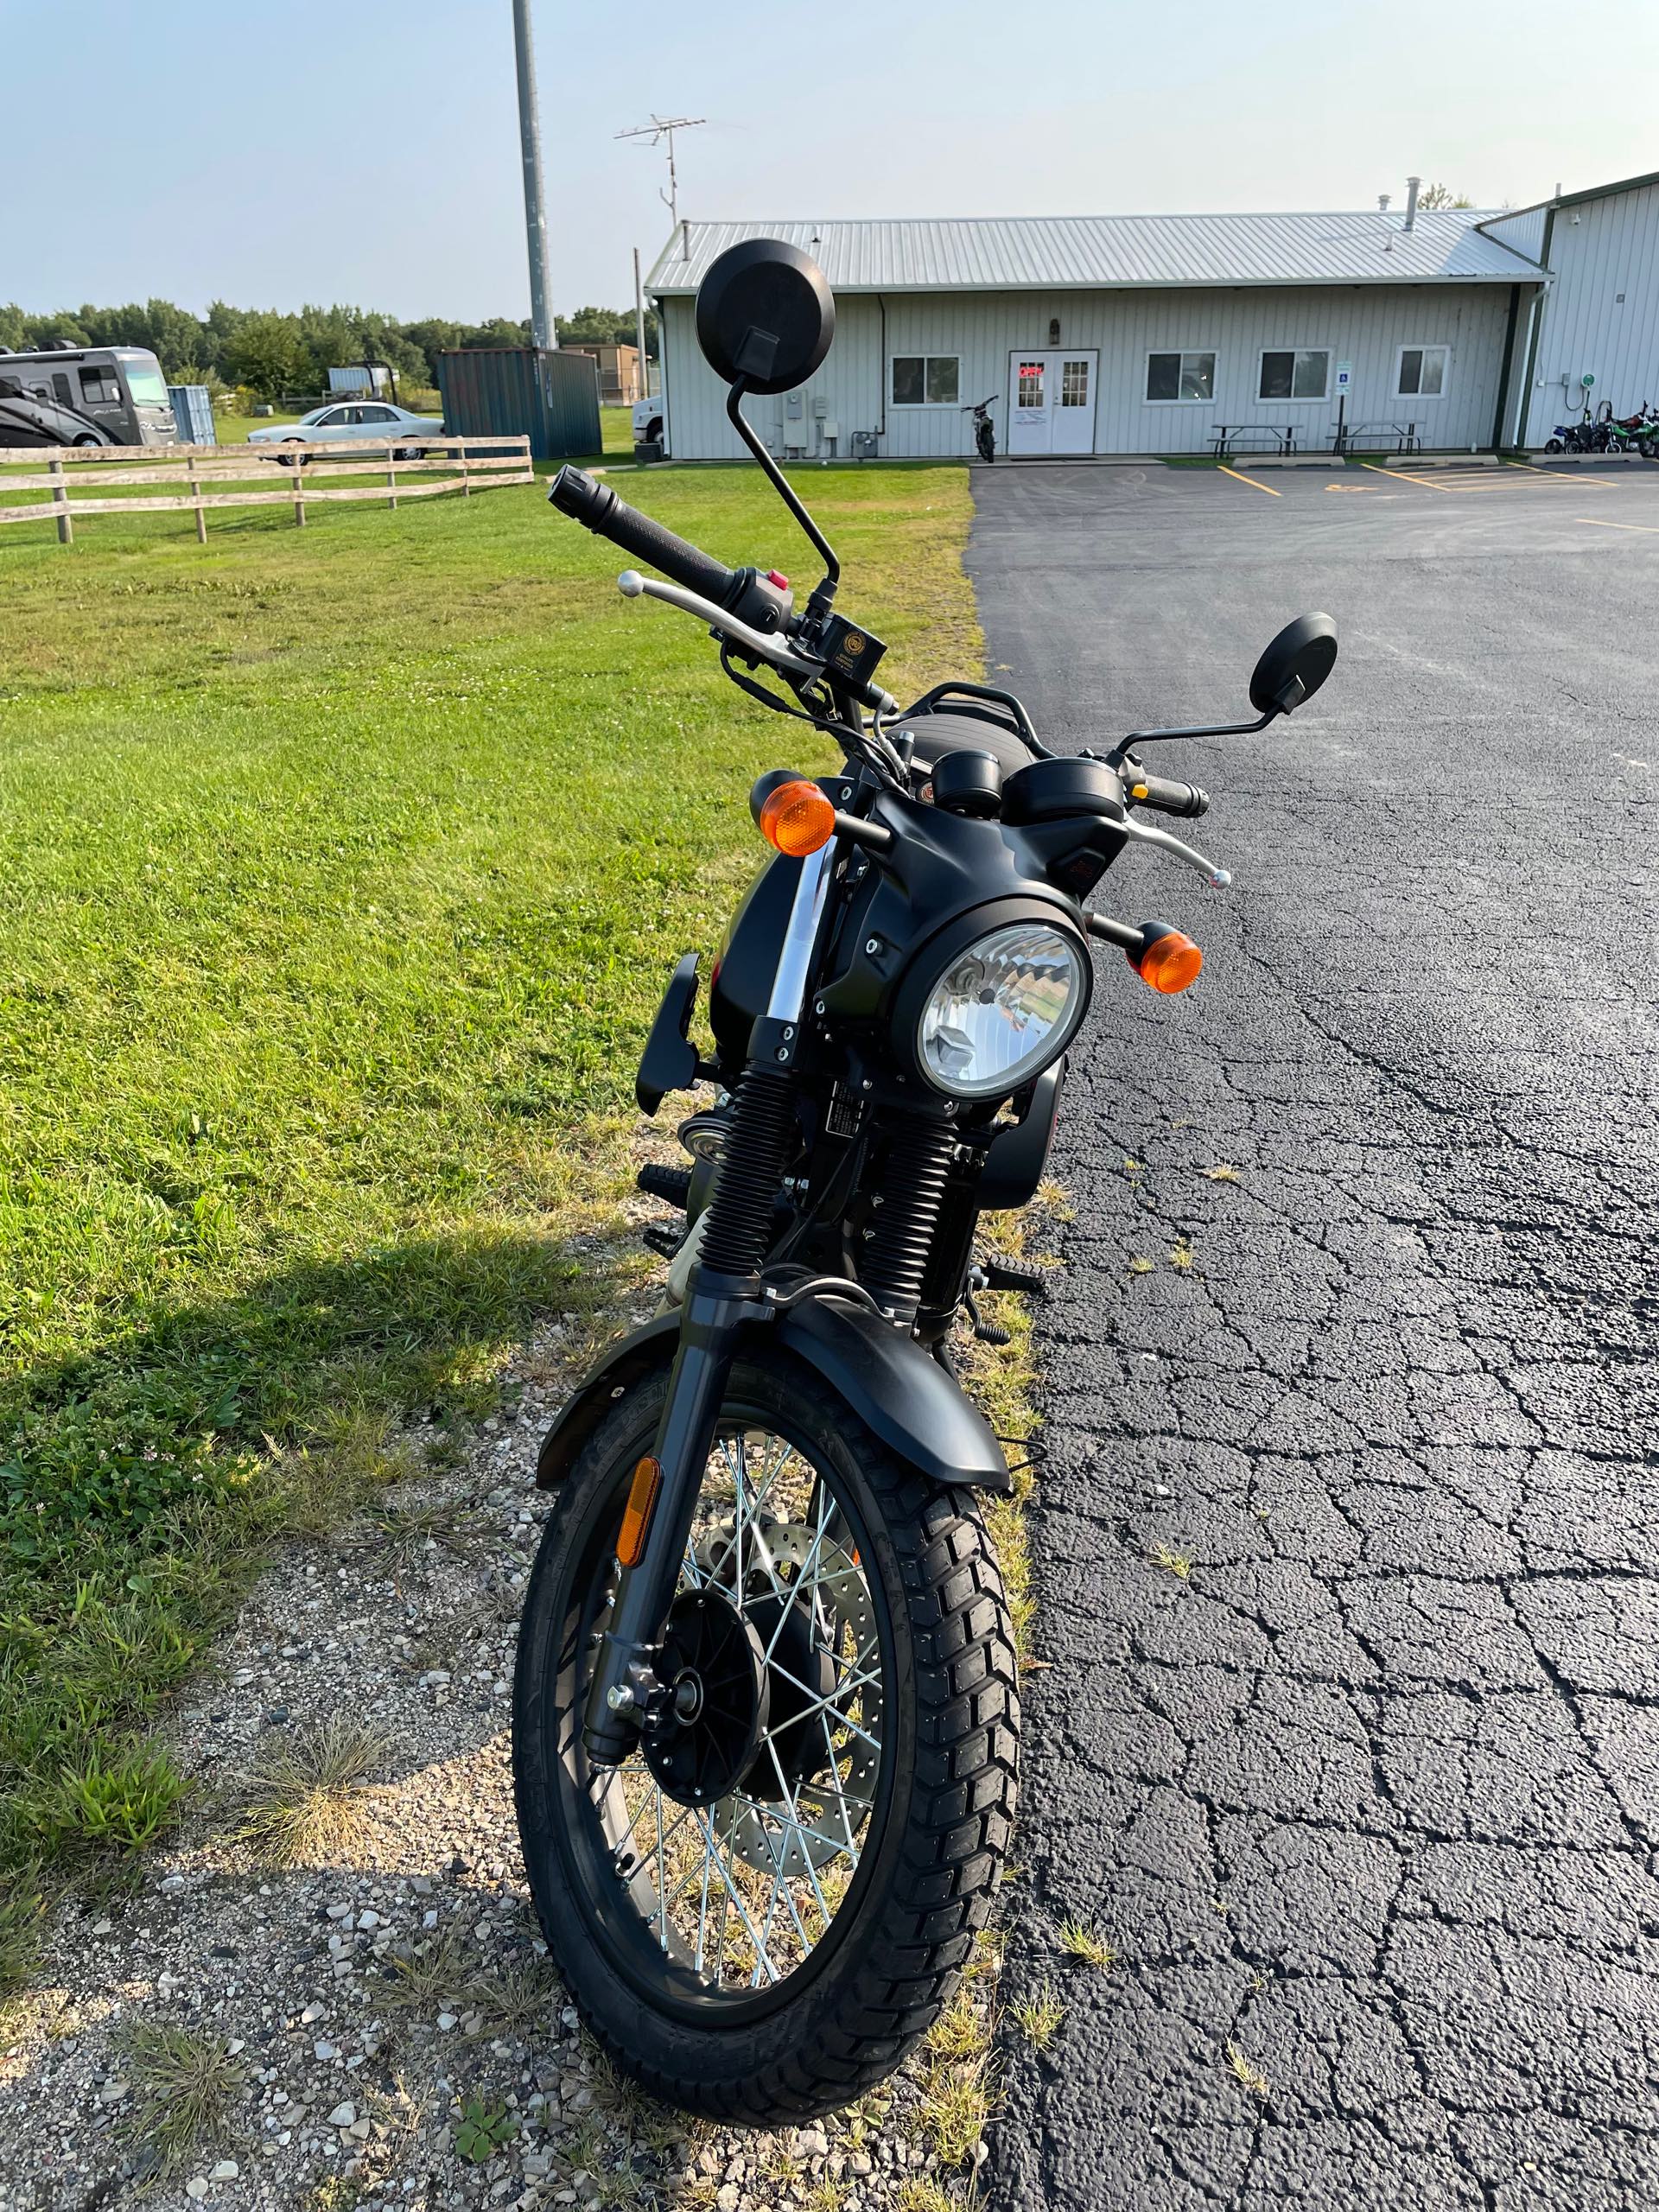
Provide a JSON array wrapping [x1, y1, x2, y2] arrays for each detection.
[[512, 237, 1338, 2121], [963, 393, 999, 462]]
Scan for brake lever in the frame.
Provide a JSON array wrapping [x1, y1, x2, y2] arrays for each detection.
[[617, 571, 901, 715], [1116, 813, 1231, 887]]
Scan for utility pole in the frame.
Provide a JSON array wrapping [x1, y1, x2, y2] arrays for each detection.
[[615, 113, 707, 232], [512, 0, 556, 351]]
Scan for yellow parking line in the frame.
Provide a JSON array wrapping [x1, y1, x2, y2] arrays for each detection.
[[1361, 461, 1450, 492], [1505, 463, 1617, 488], [1217, 464, 1281, 497], [1577, 516, 1659, 533]]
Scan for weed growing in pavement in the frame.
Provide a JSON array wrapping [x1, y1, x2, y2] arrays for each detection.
[[122, 2018, 243, 2175], [1058, 1916, 1116, 1970], [1150, 1543, 1193, 1580], [1012, 1981, 1066, 2053], [1227, 2040, 1270, 2097], [233, 1712, 389, 1865]]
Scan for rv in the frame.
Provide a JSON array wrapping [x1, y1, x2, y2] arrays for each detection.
[[0, 345, 178, 449]]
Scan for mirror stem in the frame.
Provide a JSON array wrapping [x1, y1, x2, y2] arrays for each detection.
[[1105, 708, 1278, 768], [725, 381, 840, 622]]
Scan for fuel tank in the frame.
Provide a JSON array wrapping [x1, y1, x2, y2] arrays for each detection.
[[708, 850, 800, 1065]]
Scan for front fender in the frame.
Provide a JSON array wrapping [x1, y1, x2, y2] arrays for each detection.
[[534, 1298, 1008, 1496]]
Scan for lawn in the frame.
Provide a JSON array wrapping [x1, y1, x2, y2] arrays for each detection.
[[0, 459, 980, 1902]]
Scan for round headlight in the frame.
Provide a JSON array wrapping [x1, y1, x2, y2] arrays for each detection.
[[915, 920, 1088, 1100]]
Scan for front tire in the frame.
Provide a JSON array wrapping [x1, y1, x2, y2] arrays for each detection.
[[512, 1351, 1018, 2121]]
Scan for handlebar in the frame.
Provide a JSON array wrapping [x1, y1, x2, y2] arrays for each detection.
[[550, 466, 740, 610], [1124, 766, 1211, 820]]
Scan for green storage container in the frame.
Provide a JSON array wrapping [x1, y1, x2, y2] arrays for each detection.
[[435, 346, 600, 461]]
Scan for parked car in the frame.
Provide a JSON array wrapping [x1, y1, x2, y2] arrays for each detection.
[[248, 401, 444, 465]]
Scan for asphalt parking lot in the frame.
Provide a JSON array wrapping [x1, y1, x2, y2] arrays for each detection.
[[966, 461, 1659, 2212]]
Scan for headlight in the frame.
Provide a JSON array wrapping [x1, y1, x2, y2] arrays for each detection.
[[914, 920, 1088, 1100]]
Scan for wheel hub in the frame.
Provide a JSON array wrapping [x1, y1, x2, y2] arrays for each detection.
[[642, 1590, 768, 1808]]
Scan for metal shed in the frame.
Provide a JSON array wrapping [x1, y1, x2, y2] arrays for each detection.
[[435, 346, 601, 461], [167, 385, 215, 446]]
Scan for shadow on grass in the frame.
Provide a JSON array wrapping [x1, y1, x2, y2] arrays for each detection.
[[0, 1222, 632, 1890]]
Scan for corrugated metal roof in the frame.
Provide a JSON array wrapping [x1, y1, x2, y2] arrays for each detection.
[[647, 212, 1540, 295]]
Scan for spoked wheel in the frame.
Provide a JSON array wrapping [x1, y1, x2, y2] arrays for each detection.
[[512, 1351, 1018, 2121]]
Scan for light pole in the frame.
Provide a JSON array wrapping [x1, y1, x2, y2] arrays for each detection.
[[512, 0, 556, 351]]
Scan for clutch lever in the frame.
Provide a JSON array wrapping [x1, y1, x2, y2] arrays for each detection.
[[617, 570, 900, 715], [1116, 812, 1232, 888]]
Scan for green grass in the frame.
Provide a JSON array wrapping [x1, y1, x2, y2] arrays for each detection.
[[0, 459, 980, 1883]]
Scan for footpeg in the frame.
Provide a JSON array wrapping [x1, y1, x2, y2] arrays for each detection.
[[637, 1162, 693, 1210], [641, 1222, 683, 1260], [978, 1254, 1058, 1299], [963, 1292, 1012, 1347]]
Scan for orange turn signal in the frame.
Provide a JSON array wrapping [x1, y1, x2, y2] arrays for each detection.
[[758, 778, 837, 858], [617, 1454, 663, 1567], [1134, 929, 1203, 995]]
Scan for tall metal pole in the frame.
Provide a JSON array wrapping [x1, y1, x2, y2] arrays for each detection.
[[632, 246, 650, 399], [512, 0, 556, 351]]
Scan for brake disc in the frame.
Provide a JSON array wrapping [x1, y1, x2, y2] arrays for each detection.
[[708, 1517, 882, 1879]]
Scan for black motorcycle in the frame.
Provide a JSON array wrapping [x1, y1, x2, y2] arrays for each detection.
[[964, 392, 999, 461], [513, 238, 1337, 2121]]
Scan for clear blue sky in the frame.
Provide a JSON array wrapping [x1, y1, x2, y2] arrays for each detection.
[[4, 0, 1656, 321]]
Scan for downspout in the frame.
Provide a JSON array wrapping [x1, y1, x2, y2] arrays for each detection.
[[1489, 283, 1522, 452], [1513, 205, 1557, 451], [877, 293, 887, 453]]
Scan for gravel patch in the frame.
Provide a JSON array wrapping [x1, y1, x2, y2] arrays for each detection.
[[0, 1293, 984, 2212]]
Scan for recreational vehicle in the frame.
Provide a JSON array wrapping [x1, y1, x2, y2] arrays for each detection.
[[0, 346, 178, 448]]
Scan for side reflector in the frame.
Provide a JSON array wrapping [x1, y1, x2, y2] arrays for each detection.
[[617, 1455, 663, 1567], [758, 778, 837, 858], [1132, 928, 1203, 995]]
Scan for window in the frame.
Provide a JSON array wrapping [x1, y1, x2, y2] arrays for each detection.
[[1016, 359, 1046, 407], [79, 364, 118, 405], [118, 359, 170, 409], [316, 408, 348, 426], [1397, 345, 1448, 397], [1060, 359, 1090, 406], [52, 372, 73, 404], [359, 404, 396, 423], [1146, 350, 1217, 404], [1258, 348, 1330, 401], [891, 354, 959, 406]]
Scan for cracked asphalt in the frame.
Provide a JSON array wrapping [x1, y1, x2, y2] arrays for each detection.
[[965, 463, 1659, 2211]]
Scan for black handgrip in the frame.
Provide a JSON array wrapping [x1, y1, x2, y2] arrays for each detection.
[[1125, 767, 1211, 819], [550, 465, 739, 608]]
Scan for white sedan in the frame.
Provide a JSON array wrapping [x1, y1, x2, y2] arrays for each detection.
[[248, 401, 445, 464]]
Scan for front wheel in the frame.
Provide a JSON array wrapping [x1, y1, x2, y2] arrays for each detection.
[[512, 1351, 1018, 2121]]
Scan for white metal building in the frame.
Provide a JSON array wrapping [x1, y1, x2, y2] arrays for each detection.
[[643, 179, 1659, 463], [1484, 169, 1659, 447]]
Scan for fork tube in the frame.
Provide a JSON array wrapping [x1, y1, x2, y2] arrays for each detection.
[[582, 841, 836, 1763]]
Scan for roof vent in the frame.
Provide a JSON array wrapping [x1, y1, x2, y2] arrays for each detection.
[[1404, 175, 1421, 232], [1377, 193, 1391, 213]]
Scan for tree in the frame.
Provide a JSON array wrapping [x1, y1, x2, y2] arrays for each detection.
[[1417, 183, 1474, 211], [223, 311, 307, 397], [556, 304, 658, 358]]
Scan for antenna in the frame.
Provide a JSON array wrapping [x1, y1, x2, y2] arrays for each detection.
[[615, 113, 707, 231]]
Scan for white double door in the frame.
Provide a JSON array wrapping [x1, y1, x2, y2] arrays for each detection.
[[1007, 349, 1099, 456]]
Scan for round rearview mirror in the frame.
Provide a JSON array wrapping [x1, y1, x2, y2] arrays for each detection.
[[1249, 613, 1338, 717], [696, 238, 836, 395]]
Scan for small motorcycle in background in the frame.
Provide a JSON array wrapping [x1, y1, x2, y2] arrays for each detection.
[[963, 395, 999, 462]]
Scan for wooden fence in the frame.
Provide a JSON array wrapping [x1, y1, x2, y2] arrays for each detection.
[[0, 435, 534, 546]]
